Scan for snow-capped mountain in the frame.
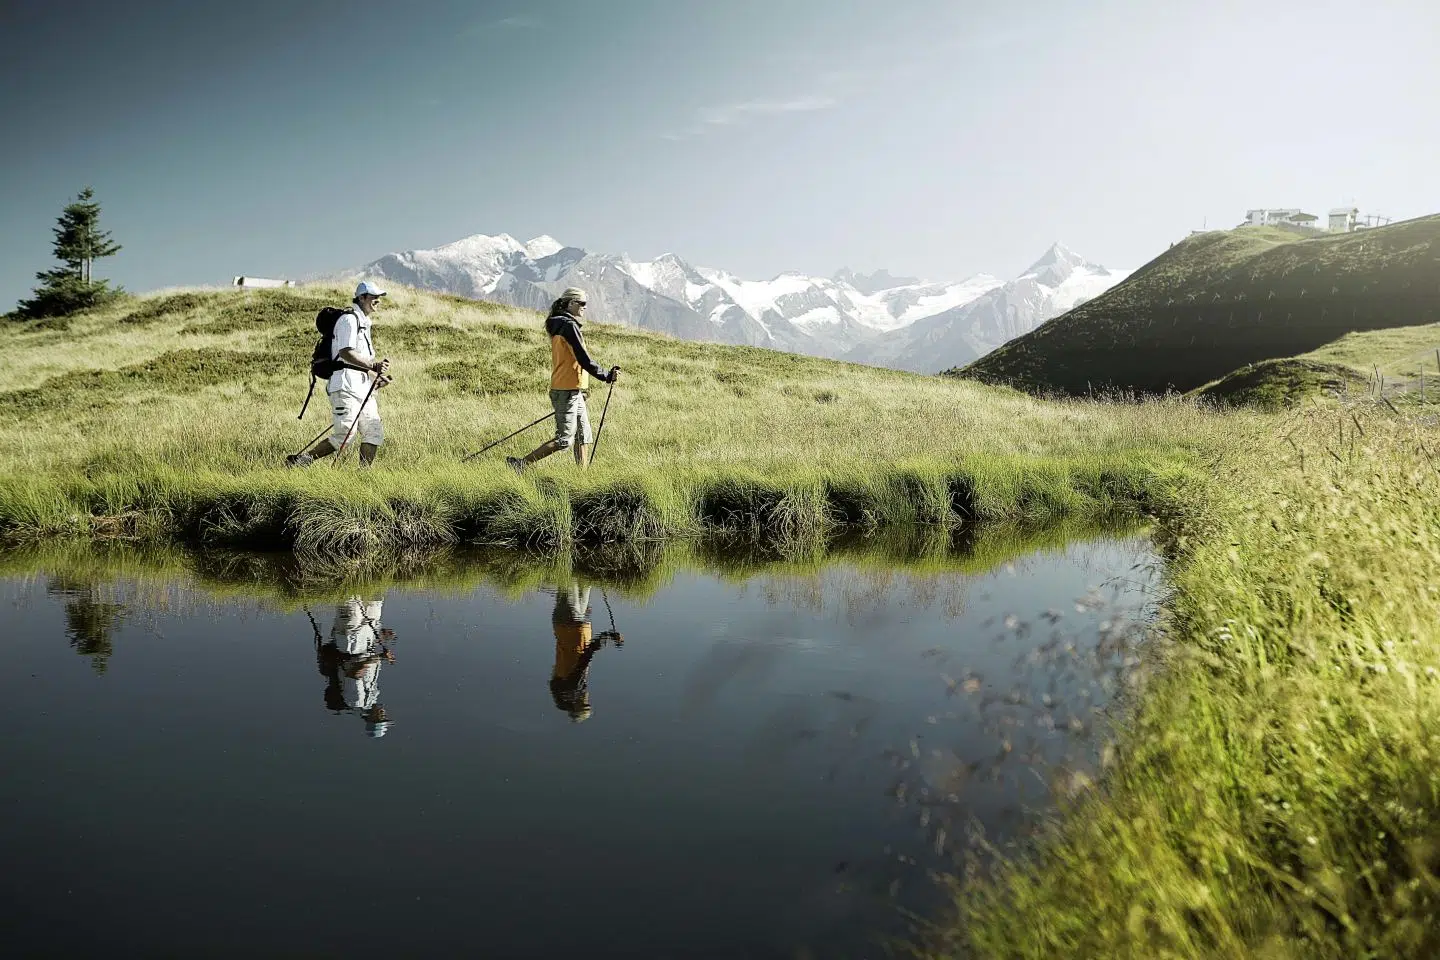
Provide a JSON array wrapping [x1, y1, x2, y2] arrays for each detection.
[[844, 244, 1132, 372], [358, 234, 1125, 370]]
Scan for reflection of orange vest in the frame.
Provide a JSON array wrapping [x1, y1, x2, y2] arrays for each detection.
[[553, 623, 592, 677], [551, 333, 586, 390]]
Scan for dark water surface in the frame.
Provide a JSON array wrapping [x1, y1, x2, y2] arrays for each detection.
[[0, 535, 1163, 959]]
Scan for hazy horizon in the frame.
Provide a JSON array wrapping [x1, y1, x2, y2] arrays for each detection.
[[3, 0, 1438, 307]]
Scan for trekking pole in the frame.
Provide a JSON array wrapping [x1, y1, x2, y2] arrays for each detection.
[[332, 374, 383, 467], [291, 423, 332, 460], [460, 411, 556, 463], [590, 379, 617, 464]]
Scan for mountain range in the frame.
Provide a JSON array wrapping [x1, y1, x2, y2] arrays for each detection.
[[358, 234, 1129, 372]]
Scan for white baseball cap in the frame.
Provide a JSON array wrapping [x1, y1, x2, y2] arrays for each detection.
[[354, 280, 387, 299]]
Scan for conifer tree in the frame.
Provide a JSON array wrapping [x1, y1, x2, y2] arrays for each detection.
[[15, 187, 124, 319]]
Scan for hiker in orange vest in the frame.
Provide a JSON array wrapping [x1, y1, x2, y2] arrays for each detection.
[[548, 579, 623, 722], [508, 287, 618, 473]]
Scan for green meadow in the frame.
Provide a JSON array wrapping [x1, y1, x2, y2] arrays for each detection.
[[5, 280, 1440, 957], [0, 284, 1210, 558]]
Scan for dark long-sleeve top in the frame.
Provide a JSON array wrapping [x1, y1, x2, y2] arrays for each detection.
[[547, 313, 608, 389]]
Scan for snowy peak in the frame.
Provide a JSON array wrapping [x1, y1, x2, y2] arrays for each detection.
[[524, 235, 562, 259], [843, 243, 1131, 374], [834, 267, 922, 295], [435, 232, 524, 257], [1023, 242, 1113, 285], [1025, 241, 1081, 272], [616, 251, 702, 300]]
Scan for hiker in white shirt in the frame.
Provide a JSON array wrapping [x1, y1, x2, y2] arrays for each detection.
[[287, 280, 392, 467], [328, 597, 394, 738]]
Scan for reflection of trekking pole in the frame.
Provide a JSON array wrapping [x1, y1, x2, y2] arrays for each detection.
[[291, 423, 332, 461], [598, 587, 623, 647], [332, 374, 383, 467], [460, 411, 556, 463], [591, 379, 617, 464], [304, 606, 324, 644]]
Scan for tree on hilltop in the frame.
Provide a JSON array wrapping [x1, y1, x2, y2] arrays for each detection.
[[14, 187, 124, 319]]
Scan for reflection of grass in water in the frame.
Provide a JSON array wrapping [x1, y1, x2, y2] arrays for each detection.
[[0, 517, 1148, 609]]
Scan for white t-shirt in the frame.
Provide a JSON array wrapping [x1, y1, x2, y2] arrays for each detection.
[[328, 304, 376, 397], [342, 660, 382, 710]]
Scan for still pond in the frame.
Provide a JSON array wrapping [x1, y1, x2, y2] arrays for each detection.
[[0, 533, 1164, 958]]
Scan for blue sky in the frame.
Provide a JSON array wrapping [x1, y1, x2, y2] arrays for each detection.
[[3, 0, 1438, 308]]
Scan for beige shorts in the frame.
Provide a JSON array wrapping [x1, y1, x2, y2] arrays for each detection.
[[330, 389, 383, 448], [550, 389, 592, 448]]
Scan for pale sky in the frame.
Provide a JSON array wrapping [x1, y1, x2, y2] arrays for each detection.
[[3, 0, 1437, 308]]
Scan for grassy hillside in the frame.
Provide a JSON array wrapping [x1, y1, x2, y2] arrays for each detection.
[[1192, 320, 1440, 409], [0, 284, 1215, 557], [1302, 322, 1440, 382], [954, 215, 1440, 396], [1190, 358, 1365, 410]]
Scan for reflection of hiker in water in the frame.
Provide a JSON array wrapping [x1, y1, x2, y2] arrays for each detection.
[[550, 581, 623, 723], [309, 598, 395, 738]]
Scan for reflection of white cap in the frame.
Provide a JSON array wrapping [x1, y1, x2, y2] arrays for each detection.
[[354, 280, 387, 299], [366, 720, 390, 738]]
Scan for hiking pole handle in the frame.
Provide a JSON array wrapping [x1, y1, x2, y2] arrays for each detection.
[[332, 375, 382, 466], [460, 411, 556, 463]]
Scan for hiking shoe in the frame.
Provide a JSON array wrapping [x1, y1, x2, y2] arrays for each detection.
[[285, 453, 314, 469], [505, 456, 527, 476]]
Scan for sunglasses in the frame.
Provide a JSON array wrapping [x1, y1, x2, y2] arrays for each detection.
[[574, 300, 587, 307]]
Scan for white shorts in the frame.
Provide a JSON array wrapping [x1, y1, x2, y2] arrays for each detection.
[[330, 389, 383, 448]]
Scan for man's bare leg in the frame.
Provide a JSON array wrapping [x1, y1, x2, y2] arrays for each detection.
[[287, 438, 337, 468]]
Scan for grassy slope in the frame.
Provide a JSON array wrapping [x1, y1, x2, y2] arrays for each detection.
[[954, 215, 1440, 396], [1305, 324, 1440, 378], [1190, 358, 1366, 411], [1192, 321, 1440, 410], [0, 284, 1217, 556]]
